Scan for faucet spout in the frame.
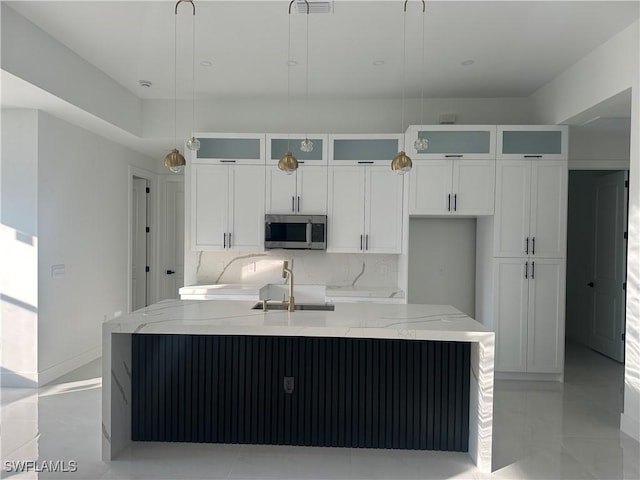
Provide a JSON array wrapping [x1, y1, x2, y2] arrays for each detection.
[[282, 261, 295, 312]]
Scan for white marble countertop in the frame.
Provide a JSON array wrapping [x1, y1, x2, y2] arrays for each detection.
[[105, 299, 491, 343]]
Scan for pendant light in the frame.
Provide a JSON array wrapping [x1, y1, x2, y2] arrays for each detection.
[[414, 0, 428, 151], [164, 0, 196, 173], [279, 1, 309, 174], [300, 0, 313, 153], [391, 0, 413, 175]]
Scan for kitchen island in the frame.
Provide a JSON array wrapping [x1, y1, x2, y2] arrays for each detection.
[[102, 300, 494, 472]]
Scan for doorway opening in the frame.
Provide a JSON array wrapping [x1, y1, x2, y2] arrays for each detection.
[[131, 175, 151, 311], [566, 170, 629, 363]]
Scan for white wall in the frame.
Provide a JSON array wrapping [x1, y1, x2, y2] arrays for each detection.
[[407, 218, 476, 317], [1, 109, 39, 386], [530, 20, 640, 442], [569, 125, 631, 170]]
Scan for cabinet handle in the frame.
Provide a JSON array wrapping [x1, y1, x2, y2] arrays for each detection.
[[524, 155, 542, 158], [525, 237, 529, 255], [448, 194, 451, 211], [454, 194, 457, 211], [531, 261, 535, 279], [166, 270, 175, 275], [357, 161, 374, 164], [228, 232, 232, 248], [445, 154, 463, 158], [291, 196, 295, 212], [360, 234, 363, 251], [297, 196, 301, 212], [366, 234, 369, 250], [525, 261, 528, 279], [532, 237, 535, 255], [220, 159, 236, 163], [223, 233, 226, 248]]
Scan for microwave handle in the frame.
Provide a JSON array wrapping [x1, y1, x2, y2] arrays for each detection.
[[306, 221, 312, 245]]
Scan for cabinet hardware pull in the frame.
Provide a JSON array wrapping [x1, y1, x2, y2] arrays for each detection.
[[366, 234, 369, 250], [220, 159, 236, 163], [525, 261, 528, 279], [224, 233, 226, 248], [454, 194, 457, 211], [525, 237, 529, 255], [531, 261, 535, 279], [166, 270, 175, 275], [292, 196, 295, 212], [298, 161, 305, 164], [448, 194, 451, 211], [357, 161, 374, 164], [532, 237, 535, 255], [445, 154, 463, 158], [360, 234, 363, 251], [297, 196, 301, 212], [524, 155, 542, 158], [228, 232, 232, 248], [587, 282, 594, 288]]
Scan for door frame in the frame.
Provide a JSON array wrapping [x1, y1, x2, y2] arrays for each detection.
[[160, 174, 185, 300], [128, 166, 159, 313]]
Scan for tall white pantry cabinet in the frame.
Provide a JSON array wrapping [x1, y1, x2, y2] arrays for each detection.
[[476, 125, 568, 379]]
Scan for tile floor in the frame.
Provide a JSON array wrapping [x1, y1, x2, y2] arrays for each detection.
[[1, 342, 638, 479]]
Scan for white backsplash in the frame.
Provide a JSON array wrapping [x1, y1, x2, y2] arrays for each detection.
[[195, 250, 399, 287]]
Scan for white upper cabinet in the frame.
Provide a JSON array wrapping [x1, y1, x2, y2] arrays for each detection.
[[405, 125, 496, 160], [327, 166, 403, 254], [497, 125, 568, 160], [328, 134, 402, 166], [265, 166, 327, 215], [493, 159, 567, 258], [409, 158, 495, 216], [191, 133, 265, 165], [190, 164, 265, 251], [266, 134, 328, 166]]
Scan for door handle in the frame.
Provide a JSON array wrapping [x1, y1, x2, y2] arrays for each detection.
[[360, 234, 363, 251], [292, 196, 295, 212], [223, 233, 226, 248], [587, 282, 594, 288], [454, 194, 457, 211], [532, 237, 535, 255], [448, 194, 451, 212], [166, 270, 175, 275], [297, 196, 301, 212], [525, 237, 529, 255], [525, 261, 528, 279], [531, 261, 535, 279], [365, 234, 369, 251], [228, 232, 232, 248]]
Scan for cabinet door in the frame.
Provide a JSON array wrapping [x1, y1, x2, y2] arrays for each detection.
[[529, 161, 567, 258], [493, 258, 529, 372], [365, 167, 404, 254], [228, 166, 265, 251], [327, 167, 365, 253], [329, 135, 401, 166], [452, 159, 495, 215], [409, 160, 453, 215], [498, 126, 567, 160], [405, 125, 496, 160], [527, 259, 565, 373], [493, 161, 531, 257], [191, 164, 229, 250], [297, 166, 327, 214], [194, 134, 265, 165], [266, 166, 297, 214]]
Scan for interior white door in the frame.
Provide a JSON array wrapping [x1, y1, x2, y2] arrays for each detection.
[[327, 166, 365, 253], [452, 159, 495, 215], [589, 171, 627, 362], [161, 179, 185, 300], [494, 161, 531, 257], [266, 166, 297, 214], [529, 161, 568, 258], [409, 160, 453, 215], [365, 166, 404, 253], [527, 258, 565, 373], [131, 177, 148, 311]]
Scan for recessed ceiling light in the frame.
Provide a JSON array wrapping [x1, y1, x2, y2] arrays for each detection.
[[138, 80, 152, 88], [200, 60, 212, 67], [460, 60, 475, 66], [373, 60, 385, 66], [287, 60, 298, 67]]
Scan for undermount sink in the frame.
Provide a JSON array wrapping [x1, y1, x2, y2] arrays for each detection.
[[251, 302, 335, 311]]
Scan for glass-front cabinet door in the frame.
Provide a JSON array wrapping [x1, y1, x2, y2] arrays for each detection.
[[497, 125, 568, 160], [266, 134, 328, 165], [405, 125, 496, 159], [191, 133, 265, 165], [328, 134, 402, 165]]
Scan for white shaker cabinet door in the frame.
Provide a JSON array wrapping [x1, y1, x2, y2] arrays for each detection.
[[266, 166, 297, 214], [527, 259, 565, 374], [327, 167, 365, 253], [228, 166, 265, 251], [409, 160, 453, 215], [529, 161, 567, 259], [297, 166, 328, 215], [493, 258, 529, 373], [365, 167, 404, 254], [494, 161, 531, 257], [453, 160, 495, 216], [191, 164, 229, 250]]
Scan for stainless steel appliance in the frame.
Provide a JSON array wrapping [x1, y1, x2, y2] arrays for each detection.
[[264, 214, 327, 250]]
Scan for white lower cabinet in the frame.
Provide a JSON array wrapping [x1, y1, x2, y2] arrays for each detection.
[[327, 166, 403, 253], [191, 164, 265, 251], [492, 257, 565, 374], [409, 159, 495, 215]]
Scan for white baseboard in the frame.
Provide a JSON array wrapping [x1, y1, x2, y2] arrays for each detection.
[[37, 344, 102, 386], [496, 372, 564, 382], [620, 412, 640, 442]]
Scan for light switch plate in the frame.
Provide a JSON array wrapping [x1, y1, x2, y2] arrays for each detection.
[[51, 264, 65, 278]]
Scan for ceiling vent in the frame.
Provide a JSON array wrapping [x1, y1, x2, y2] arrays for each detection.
[[295, 1, 333, 14]]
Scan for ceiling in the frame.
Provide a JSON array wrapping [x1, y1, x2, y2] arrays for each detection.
[[6, 0, 640, 102]]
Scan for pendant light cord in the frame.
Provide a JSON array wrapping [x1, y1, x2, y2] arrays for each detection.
[[192, 5, 196, 139], [173, 10, 178, 148], [420, 1, 425, 126], [287, 5, 292, 151], [401, 1, 408, 150], [305, 6, 310, 140]]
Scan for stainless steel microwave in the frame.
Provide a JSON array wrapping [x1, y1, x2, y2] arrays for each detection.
[[264, 214, 327, 250]]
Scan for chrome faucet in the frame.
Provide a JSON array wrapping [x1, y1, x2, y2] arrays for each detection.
[[282, 260, 295, 312]]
